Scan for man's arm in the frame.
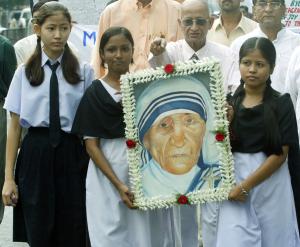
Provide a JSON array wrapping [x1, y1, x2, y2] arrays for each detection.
[[149, 37, 175, 69]]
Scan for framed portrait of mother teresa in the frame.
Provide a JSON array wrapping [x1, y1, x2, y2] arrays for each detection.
[[121, 58, 235, 210]]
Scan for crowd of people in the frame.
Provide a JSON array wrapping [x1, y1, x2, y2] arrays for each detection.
[[0, 0, 300, 246]]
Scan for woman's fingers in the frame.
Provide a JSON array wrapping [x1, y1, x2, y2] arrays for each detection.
[[2, 181, 18, 207]]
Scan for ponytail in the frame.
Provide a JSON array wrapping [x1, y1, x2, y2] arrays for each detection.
[[231, 77, 282, 155], [25, 36, 44, 86], [262, 78, 282, 155], [232, 79, 245, 109], [61, 43, 81, 84], [25, 2, 81, 86], [25, 41, 81, 86]]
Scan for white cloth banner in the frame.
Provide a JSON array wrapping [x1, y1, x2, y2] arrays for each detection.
[[69, 24, 98, 63]]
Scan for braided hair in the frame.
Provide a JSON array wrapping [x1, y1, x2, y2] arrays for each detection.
[[232, 37, 282, 155]]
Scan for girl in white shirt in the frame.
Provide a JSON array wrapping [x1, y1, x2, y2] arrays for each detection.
[[2, 2, 93, 247]]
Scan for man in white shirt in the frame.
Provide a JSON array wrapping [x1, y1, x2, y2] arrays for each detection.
[[207, 0, 257, 46], [231, 0, 300, 93], [285, 47, 300, 143], [149, 0, 239, 93], [149, 1, 238, 246]]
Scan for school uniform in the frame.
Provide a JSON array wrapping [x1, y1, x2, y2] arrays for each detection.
[[215, 93, 300, 247], [0, 35, 17, 223], [4, 50, 94, 247], [72, 79, 182, 247]]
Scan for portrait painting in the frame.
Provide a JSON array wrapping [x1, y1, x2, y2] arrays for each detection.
[[121, 59, 235, 209]]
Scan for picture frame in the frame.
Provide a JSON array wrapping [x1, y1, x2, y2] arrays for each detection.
[[121, 58, 235, 210]]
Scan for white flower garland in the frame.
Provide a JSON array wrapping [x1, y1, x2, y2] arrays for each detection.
[[121, 58, 235, 210]]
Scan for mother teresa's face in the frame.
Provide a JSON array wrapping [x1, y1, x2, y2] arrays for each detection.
[[143, 112, 206, 175]]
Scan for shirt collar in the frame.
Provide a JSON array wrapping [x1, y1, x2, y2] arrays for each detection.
[[237, 15, 254, 32], [136, 0, 155, 10], [182, 39, 209, 61], [212, 18, 222, 31], [41, 49, 63, 67], [214, 14, 250, 33]]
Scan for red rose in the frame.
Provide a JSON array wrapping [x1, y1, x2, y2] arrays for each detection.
[[215, 132, 225, 142], [164, 64, 174, 74], [126, 139, 137, 148], [177, 195, 189, 205]]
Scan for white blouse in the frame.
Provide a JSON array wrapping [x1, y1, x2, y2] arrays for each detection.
[[4, 50, 94, 132]]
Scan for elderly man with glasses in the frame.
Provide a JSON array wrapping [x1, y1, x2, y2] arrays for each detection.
[[149, 0, 239, 93], [231, 0, 300, 93]]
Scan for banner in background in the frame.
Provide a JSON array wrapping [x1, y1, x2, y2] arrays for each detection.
[[284, 0, 300, 33], [69, 24, 97, 63]]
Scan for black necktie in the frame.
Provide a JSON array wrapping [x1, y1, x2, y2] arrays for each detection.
[[47, 61, 61, 147], [190, 53, 199, 60]]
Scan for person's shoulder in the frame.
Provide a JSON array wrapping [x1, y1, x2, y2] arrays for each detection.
[[162, 0, 181, 8], [292, 46, 300, 58], [206, 41, 234, 56], [277, 93, 293, 105], [102, 0, 121, 12], [284, 28, 300, 37], [168, 39, 185, 46], [240, 16, 258, 31], [83, 79, 101, 95], [210, 17, 221, 31], [14, 34, 36, 49], [230, 29, 258, 50], [78, 60, 92, 70], [10, 64, 27, 82], [269, 92, 293, 110], [282, 28, 300, 44], [0, 35, 11, 45], [241, 15, 258, 26]]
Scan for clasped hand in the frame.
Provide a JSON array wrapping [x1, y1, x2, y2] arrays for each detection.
[[117, 183, 137, 209]]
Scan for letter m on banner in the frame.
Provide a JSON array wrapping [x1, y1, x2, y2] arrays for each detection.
[[83, 31, 96, 47]]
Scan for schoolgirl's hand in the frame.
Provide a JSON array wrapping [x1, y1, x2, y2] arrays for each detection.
[[117, 183, 137, 209], [225, 103, 234, 123], [2, 180, 18, 207], [228, 183, 249, 202]]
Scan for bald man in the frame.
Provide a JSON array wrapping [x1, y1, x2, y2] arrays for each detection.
[[149, 0, 239, 93]]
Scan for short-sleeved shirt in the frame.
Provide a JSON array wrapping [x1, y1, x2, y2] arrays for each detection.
[[231, 93, 298, 155], [4, 50, 94, 132]]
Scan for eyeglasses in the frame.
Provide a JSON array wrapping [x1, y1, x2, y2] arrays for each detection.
[[255, 1, 282, 9], [182, 18, 208, 27]]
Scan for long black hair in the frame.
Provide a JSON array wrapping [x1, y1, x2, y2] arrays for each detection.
[[232, 37, 282, 155], [25, 1, 81, 86]]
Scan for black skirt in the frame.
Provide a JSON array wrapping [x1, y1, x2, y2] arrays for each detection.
[[13, 127, 89, 247]]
